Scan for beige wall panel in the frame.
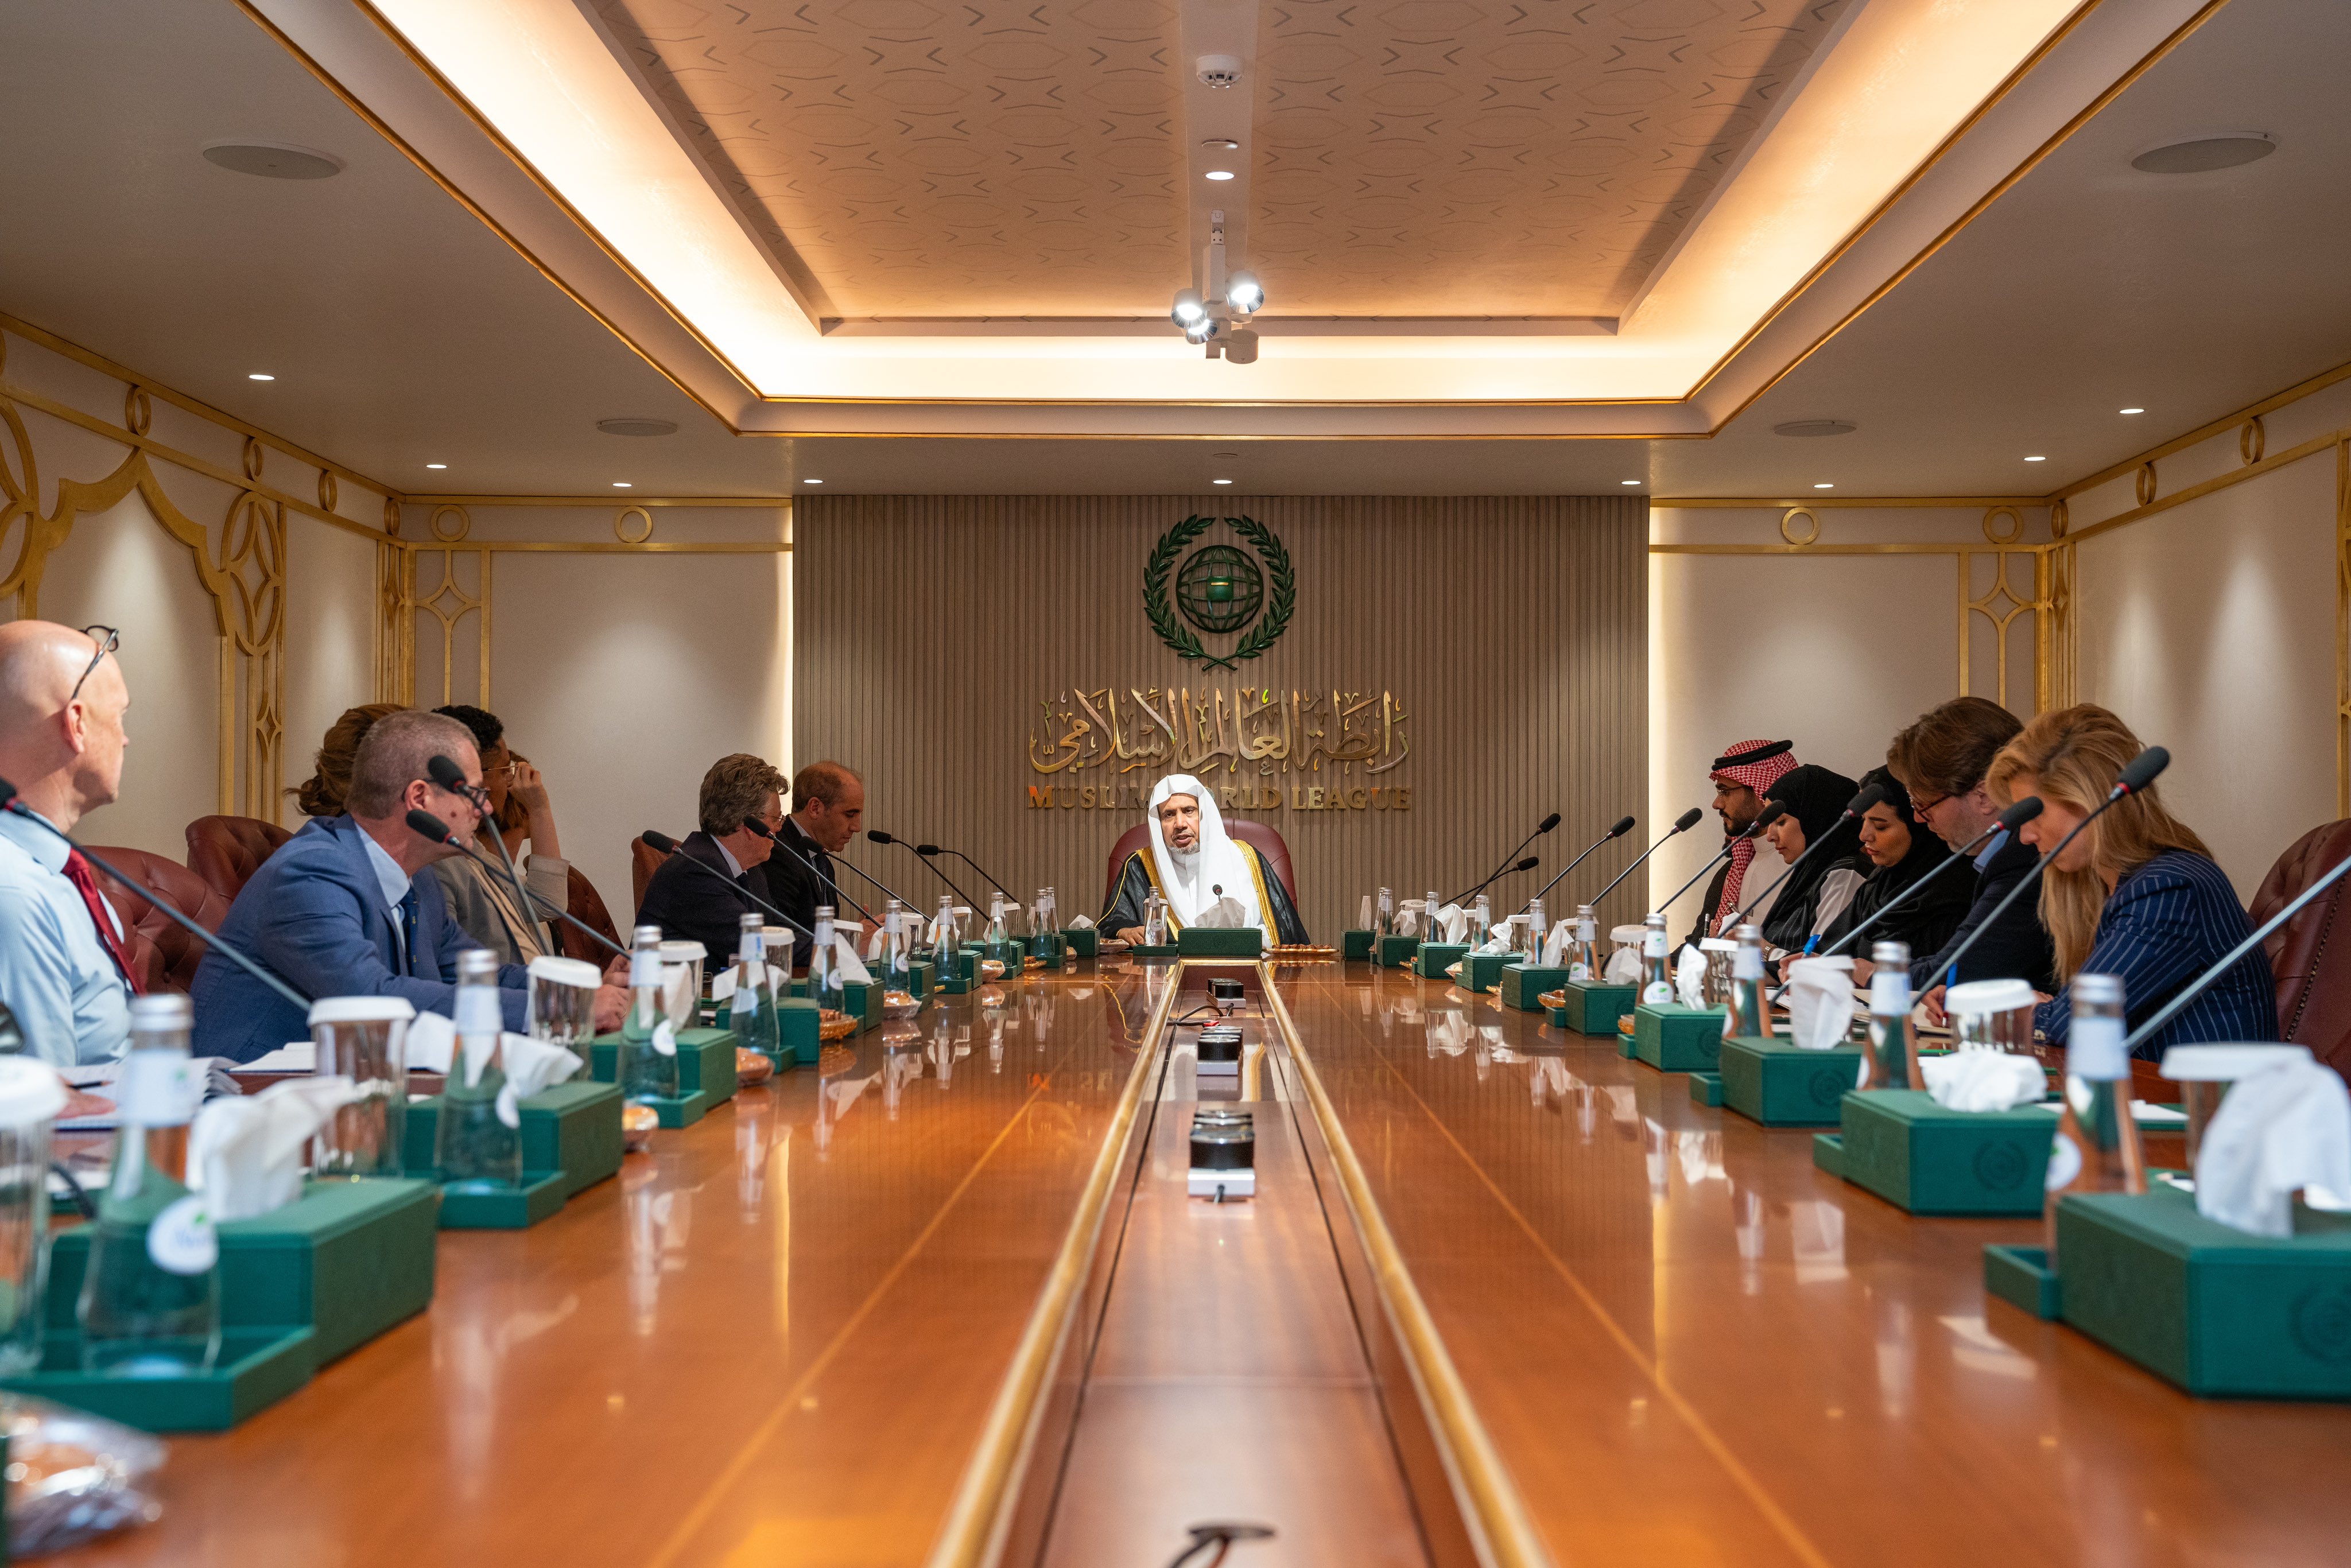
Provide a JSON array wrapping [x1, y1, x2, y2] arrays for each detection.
[[34, 490, 222, 860], [1648, 551, 1957, 910], [282, 522, 379, 820], [2074, 456, 2337, 898], [794, 496, 1646, 941], [487, 552, 789, 923]]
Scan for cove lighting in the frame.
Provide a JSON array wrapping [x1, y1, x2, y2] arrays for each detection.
[[248, 373, 275, 381], [2024, 455, 2046, 463], [1205, 170, 1235, 181], [426, 463, 447, 469], [2121, 407, 2145, 415]]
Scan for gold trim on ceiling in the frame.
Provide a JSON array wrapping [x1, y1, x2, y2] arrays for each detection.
[[408, 494, 787, 507], [2055, 353, 2351, 499], [1652, 496, 2049, 508]]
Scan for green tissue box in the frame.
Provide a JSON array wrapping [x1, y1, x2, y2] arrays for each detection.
[[48, 1179, 438, 1367], [1126, 944, 1181, 958], [1718, 1035, 1863, 1127], [1181, 927, 1264, 958], [776, 999, 822, 1066], [0, 1327, 317, 1433], [1687, 1071, 1724, 1107], [925, 949, 974, 995], [1835, 1089, 2053, 1216], [1984, 1244, 2062, 1320], [1343, 929, 1374, 961], [981, 940, 1024, 972], [896, 958, 938, 1000], [1813, 1132, 1845, 1177], [588, 1026, 739, 1128], [1460, 952, 1517, 993], [843, 979, 886, 1030], [1374, 934, 1418, 969], [1551, 980, 1635, 1035], [1633, 1003, 1728, 1073], [1417, 942, 1469, 981], [402, 1079, 624, 1223], [1500, 964, 1575, 1012], [1061, 927, 1099, 958], [2057, 1186, 2351, 1398]]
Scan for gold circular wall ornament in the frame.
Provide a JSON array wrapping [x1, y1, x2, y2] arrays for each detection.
[[615, 506, 654, 545], [2050, 499, 2070, 540], [124, 387, 153, 437], [2135, 461, 2158, 507], [429, 504, 472, 542], [1981, 505, 2024, 545], [383, 496, 402, 537], [317, 471, 338, 513], [2240, 416, 2266, 466], [1778, 507, 1821, 546]]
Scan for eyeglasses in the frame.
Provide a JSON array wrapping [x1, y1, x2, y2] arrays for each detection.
[[68, 627, 119, 705], [1908, 790, 1948, 819]]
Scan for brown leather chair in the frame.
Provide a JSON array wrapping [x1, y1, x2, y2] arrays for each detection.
[[631, 836, 672, 918], [1101, 819, 1297, 917], [2251, 818, 2351, 1081], [185, 815, 293, 905], [563, 863, 623, 964], [85, 847, 232, 995]]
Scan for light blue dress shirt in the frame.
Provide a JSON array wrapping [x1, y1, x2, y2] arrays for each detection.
[[358, 829, 414, 966], [0, 809, 131, 1065]]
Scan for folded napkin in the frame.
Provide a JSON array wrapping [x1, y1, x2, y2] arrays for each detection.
[[1359, 894, 1374, 929], [1784, 957, 1855, 1054], [1674, 943, 1710, 1010], [709, 962, 790, 1002], [405, 1010, 457, 1075], [1603, 925, 1645, 984], [1195, 895, 1248, 929], [1067, 915, 1094, 930], [1540, 918, 1576, 967], [2196, 1059, 2351, 1237], [491, 1031, 586, 1128], [1473, 915, 1522, 956], [188, 1077, 366, 1220], [1921, 1049, 2047, 1112]]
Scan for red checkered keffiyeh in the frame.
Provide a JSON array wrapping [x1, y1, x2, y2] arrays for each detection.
[[1709, 739, 1797, 932]]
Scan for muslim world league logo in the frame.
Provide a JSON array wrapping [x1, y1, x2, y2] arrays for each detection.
[[1143, 514, 1294, 671]]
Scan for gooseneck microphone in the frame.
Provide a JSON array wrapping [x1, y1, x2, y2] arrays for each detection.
[[1720, 784, 1888, 936], [1534, 814, 1638, 902], [638, 830, 814, 940], [1446, 810, 1561, 905], [1929, 746, 2170, 992], [864, 830, 972, 908], [1659, 802, 1786, 914], [0, 782, 312, 1014], [915, 842, 1017, 906], [742, 818, 875, 923], [426, 755, 546, 953], [405, 810, 627, 959], [2123, 843, 2351, 1053], [1811, 797, 2045, 965], [1590, 808, 1704, 910]]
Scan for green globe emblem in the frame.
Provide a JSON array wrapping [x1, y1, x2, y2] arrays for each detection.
[[1175, 544, 1264, 634]]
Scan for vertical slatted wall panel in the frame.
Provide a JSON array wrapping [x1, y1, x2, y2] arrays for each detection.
[[793, 496, 1646, 938]]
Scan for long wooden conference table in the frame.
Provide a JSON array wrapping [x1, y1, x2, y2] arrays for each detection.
[[55, 958, 2351, 1567]]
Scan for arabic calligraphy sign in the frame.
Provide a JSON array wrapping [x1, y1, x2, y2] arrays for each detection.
[[1026, 684, 1411, 813]]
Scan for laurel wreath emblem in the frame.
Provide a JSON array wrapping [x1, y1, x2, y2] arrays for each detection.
[[1143, 514, 1294, 670]]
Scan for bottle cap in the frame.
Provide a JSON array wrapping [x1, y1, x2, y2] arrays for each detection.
[[130, 993, 193, 1030], [1869, 940, 1911, 968], [455, 949, 499, 980], [2073, 972, 2124, 1007], [633, 924, 662, 946]]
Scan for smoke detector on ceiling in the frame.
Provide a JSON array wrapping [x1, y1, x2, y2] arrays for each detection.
[[2131, 131, 2275, 174], [1197, 55, 1242, 88], [1772, 419, 1858, 438], [201, 140, 344, 180], [597, 418, 679, 437]]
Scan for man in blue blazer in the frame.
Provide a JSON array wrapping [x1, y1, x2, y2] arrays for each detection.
[[192, 709, 623, 1062]]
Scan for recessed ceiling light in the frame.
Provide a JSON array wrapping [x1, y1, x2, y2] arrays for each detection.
[[425, 463, 447, 470], [1201, 138, 1240, 151], [2120, 407, 2145, 415], [596, 417, 679, 437], [1620, 479, 1642, 486], [1813, 482, 1834, 489], [1772, 419, 1857, 438], [1212, 478, 1233, 485], [248, 373, 274, 381], [612, 482, 633, 488], [2131, 133, 2275, 174], [803, 478, 823, 484], [2024, 455, 2046, 463], [201, 139, 345, 180], [1205, 170, 1235, 181]]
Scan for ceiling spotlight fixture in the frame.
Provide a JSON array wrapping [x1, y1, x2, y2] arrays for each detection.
[[2131, 133, 2275, 174], [201, 139, 344, 180], [803, 478, 823, 484], [1814, 483, 1834, 490], [1170, 288, 1206, 328], [1772, 419, 1857, 438], [426, 463, 447, 470], [596, 417, 679, 437], [612, 481, 633, 487], [1205, 169, 1235, 181], [2024, 455, 2046, 463], [1212, 478, 1234, 485], [1226, 271, 1263, 313], [1196, 55, 1241, 88], [1171, 210, 1266, 364], [247, 373, 275, 381], [1184, 315, 1223, 346], [2120, 407, 2145, 415], [1201, 138, 1240, 151], [1620, 479, 1642, 486]]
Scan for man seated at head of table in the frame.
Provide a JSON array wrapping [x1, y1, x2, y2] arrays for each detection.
[[763, 759, 867, 967], [0, 622, 138, 1064], [192, 709, 627, 1062], [1682, 738, 1798, 948], [1877, 696, 2057, 992], [1104, 773, 1309, 945], [1964, 703, 2278, 1056], [636, 752, 788, 965]]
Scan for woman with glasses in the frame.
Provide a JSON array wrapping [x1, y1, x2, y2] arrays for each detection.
[[425, 704, 574, 965]]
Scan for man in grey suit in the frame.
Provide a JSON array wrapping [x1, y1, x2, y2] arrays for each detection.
[[192, 709, 625, 1062]]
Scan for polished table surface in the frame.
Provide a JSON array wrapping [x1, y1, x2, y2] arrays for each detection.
[[59, 968, 1167, 1568], [1269, 963, 2351, 1568]]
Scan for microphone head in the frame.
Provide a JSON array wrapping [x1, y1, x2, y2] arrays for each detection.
[[1999, 795, 2046, 830], [1513, 855, 1539, 872], [426, 754, 470, 793], [1609, 814, 1636, 839], [405, 809, 456, 845], [916, 844, 944, 856], [1671, 808, 1704, 834], [0, 774, 15, 804], [866, 829, 896, 845], [641, 829, 680, 854], [740, 816, 775, 839], [1750, 801, 1789, 833], [1846, 783, 1889, 818], [2116, 746, 2171, 795], [1537, 812, 1562, 834]]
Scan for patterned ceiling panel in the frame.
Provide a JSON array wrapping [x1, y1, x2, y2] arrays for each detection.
[[1250, 0, 1856, 317], [594, 0, 1186, 317]]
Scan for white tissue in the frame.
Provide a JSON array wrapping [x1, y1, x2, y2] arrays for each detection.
[[1540, 919, 1575, 968], [1674, 944, 1710, 1010], [188, 1077, 368, 1221], [834, 934, 875, 985], [2195, 1060, 2351, 1237], [926, 907, 974, 944], [1195, 895, 1248, 929], [491, 1031, 587, 1130], [1475, 915, 1521, 956], [709, 962, 790, 1002], [1603, 946, 1642, 984], [1785, 958, 1855, 1053], [1436, 903, 1468, 944], [864, 923, 889, 961], [405, 1010, 456, 1074], [1922, 1050, 2048, 1112], [1396, 899, 1425, 939], [1358, 894, 1374, 930], [662, 965, 698, 1030], [1067, 914, 1094, 930]]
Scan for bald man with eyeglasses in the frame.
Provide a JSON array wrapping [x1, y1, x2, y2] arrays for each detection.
[[0, 622, 139, 1064]]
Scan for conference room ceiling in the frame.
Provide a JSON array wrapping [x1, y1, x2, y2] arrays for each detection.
[[0, 0, 2344, 496]]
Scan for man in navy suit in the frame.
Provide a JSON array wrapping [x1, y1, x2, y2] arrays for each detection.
[[192, 709, 625, 1062]]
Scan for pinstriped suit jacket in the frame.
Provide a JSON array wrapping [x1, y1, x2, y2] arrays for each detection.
[[2035, 850, 2279, 1058]]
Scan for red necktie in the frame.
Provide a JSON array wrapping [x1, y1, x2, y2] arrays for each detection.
[[60, 851, 146, 995]]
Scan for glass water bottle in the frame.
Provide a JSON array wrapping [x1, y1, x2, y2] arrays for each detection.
[[620, 923, 680, 1104], [1865, 940, 1921, 1090], [934, 895, 961, 984], [1469, 893, 1491, 949], [1526, 897, 1548, 963], [77, 994, 220, 1376], [1142, 892, 1167, 946], [2045, 972, 2146, 1257], [438, 948, 521, 1185], [808, 906, 845, 1011], [1376, 887, 1395, 937], [1422, 888, 1442, 945], [1569, 905, 1600, 983], [1639, 913, 1672, 1005], [984, 894, 1010, 948], [1029, 889, 1056, 962], [730, 913, 783, 1065], [1728, 923, 1768, 1039], [882, 899, 911, 984]]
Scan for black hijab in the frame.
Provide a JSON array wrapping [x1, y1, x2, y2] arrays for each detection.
[[1758, 764, 1865, 950], [1822, 767, 1970, 960]]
